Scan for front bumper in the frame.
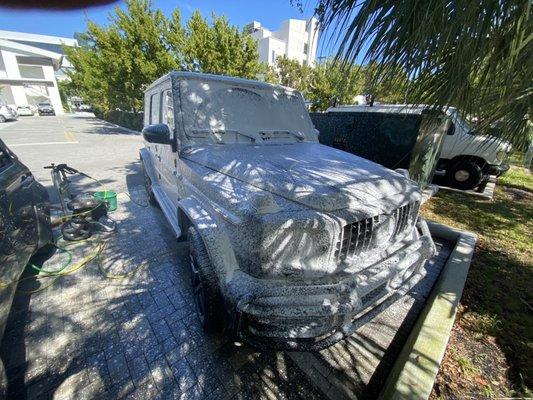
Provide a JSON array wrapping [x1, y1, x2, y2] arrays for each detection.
[[228, 219, 436, 351], [487, 163, 509, 177]]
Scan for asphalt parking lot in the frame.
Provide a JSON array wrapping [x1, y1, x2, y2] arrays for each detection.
[[0, 115, 452, 399]]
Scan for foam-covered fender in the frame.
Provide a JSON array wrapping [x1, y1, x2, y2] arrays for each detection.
[[178, 197, 240, 291]]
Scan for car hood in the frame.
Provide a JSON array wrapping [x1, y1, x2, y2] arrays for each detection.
[[181, 142, 420, 212]]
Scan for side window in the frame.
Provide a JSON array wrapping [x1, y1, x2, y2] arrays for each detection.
[[161, 90, 175, 132], [0, 146, 13, 171], [150, 93, 160, 124], [144, 95, 150, 126]]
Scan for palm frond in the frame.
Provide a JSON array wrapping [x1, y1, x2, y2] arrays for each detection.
[[316, 0, 533, 149]]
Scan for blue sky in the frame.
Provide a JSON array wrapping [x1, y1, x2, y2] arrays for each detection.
[[0, 0, 335, 58]]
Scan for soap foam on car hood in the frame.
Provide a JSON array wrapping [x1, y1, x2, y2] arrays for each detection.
[[182, 142, 420, 212]]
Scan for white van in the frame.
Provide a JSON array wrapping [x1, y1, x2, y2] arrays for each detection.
[[325, 105, 512, 190]]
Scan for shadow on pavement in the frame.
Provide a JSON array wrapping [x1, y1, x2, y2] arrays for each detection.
[[0, 174, 324, 399]]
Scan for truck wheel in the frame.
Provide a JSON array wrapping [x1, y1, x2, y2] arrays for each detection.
[[447, 161, 483, 190], [188, 226, 225, 333], [141, 161, 157, 206], [0, 115, 5, 123]]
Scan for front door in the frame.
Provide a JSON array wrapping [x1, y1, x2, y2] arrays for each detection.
[[159, 88, 183, 208]]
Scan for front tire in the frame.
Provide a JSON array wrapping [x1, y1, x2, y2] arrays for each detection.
[[446, 160, 483, 190], [188, 227, 225, 333], [141, 161, 157, 206]]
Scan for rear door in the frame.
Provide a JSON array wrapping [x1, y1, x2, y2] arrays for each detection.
[[0, 141, 39, 338]]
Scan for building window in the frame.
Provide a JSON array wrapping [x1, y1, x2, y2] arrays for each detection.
[[272, 50, 276, 63], [304, 43, 308, 55], [19, 65, 45, 80]]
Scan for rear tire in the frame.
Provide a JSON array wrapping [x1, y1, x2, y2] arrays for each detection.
[[0, 115, 5, 123], [446, 161, 483, 190], [188, 226, 225, 333]]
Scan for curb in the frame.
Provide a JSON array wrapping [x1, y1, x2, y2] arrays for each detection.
[[91, 116, 141, 135], [379, 221, 477, 400]]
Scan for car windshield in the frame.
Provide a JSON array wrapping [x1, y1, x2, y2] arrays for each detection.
[[180, 79, 314, 144], [39, 103, 50, 106]]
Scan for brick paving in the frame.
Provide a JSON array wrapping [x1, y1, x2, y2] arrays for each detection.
[[0, 191, 325, 400]]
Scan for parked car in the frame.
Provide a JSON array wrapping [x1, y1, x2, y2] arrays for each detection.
[[0, 139, 53, 389], [140, 72, 436, 350], [78, 104, 93, 112], [327, 105, 512, 190], [37, 102, 55, 116], [0, 105, 17, 123], [16, 106, 34, 116]]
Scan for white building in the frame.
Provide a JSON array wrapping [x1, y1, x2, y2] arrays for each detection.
[[245, 18, 319, 67], [0, 30, 78, 115]]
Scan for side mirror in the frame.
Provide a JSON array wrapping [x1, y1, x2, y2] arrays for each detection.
[[142, 124, 171, 145], [446, 123, 456, 136]]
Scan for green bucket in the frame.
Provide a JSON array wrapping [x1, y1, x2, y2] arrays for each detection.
[[93, 190, 118, 212]]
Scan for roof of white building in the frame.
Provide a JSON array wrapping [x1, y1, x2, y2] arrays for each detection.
[[0, 30, 77, 46]]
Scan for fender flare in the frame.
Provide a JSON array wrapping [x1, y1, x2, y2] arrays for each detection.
[[177, 197, 240, 291]]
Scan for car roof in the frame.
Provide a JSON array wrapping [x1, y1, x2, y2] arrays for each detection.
[[145, 71, 291, 93]]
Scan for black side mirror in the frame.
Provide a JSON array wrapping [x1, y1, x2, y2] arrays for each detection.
[[446, 122, 456, 136], [142, 124, 171, 144]]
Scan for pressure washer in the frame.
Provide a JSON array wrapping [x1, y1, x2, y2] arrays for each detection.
[[44, 163, 116, 241]]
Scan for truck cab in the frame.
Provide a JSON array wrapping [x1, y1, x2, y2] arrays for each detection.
[[325, 104, 512, 191]]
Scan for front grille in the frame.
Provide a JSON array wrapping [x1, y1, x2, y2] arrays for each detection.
[[392, 201, 416, 237], [334, 201, 419, 262], [334, 215, 379, 260]]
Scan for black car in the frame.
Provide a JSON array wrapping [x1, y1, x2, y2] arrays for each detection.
[[37, 102, 55, 116], [0, 139, 52, 391]]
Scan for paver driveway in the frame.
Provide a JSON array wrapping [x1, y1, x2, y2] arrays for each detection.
[[0, 115, 451, 399]]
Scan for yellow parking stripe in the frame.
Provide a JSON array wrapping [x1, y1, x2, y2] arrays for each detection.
[[64, 131, 77, 142]]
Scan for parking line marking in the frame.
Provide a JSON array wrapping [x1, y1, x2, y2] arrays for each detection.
[[8, 141, 79, 147], [64, 131, 77, 142]]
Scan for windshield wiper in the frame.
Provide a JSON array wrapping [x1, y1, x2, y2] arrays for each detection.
[[190, 128, 258, 142], [259, 130, 305, 141]]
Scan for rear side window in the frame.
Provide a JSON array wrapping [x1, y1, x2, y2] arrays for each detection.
[[150, 93, 160, 124], [161, 90, 175, 132]]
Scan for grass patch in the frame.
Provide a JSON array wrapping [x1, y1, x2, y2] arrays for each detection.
[[499, 166, 533, 192], [422, 167, 532, 396]]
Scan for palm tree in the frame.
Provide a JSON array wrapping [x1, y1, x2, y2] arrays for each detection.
[[314, 0, 532, 149]]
